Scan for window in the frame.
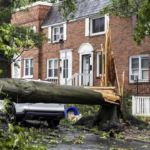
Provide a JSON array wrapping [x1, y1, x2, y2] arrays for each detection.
[[90, 16, 106, 36], [93, 17, 105, 33], [97, 52, 105, 77], [24, 58, 33, 78], [47, 58, 58, 78], [129, 55, 149, 82], [48, 23, 67, 43], [53, 26, 63, 42]]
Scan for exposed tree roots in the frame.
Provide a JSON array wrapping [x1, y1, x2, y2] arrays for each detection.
[[74, 102, 150, 132]]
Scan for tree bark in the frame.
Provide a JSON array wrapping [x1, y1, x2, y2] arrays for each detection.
[[0, 78, 108, 105]]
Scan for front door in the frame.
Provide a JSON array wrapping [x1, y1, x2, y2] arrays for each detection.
[[60, 50, 72, 85], [82, 55, 90, 86]]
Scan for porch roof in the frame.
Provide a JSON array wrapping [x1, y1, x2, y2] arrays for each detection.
[[41, 0, 110, 27]]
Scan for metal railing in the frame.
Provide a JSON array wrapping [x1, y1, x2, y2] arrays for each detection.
[[136, 79, 150, 95], [67, 73, 91, 86]]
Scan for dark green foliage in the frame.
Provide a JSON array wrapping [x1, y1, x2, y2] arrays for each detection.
[[100, 0, 150, 45]]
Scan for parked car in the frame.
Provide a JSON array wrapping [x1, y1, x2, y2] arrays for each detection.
[[0, 79, 64, 127]]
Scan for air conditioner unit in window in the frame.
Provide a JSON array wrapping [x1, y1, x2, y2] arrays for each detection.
[[131, 74, 139, 81], [59, 38, 64, 42]]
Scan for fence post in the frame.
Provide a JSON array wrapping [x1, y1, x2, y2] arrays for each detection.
[[137, 78, 138, 96]]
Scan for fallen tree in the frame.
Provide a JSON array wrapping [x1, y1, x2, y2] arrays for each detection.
[[0, 78, 149, 132]]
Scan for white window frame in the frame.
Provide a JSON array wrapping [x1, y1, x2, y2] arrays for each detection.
[[23, 57, 33, 79], [90, 14, 108, 36], [97, 52, 105, 77], [129, 54, 149, 83], [53, 25, 64, 42], [47, 58, 58, 79]]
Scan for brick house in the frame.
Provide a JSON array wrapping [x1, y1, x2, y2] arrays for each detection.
[[11, 0, 150, 95]]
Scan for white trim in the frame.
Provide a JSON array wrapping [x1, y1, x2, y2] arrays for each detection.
[[85, 18, 89, 36], [90, 14, 109, 36], [48, 27, 52, 43], [78, 43, 94, 53], [59, 49, 73, 53], [63, 23, 67, 40], [47, 58, 58, 78], [129, 54, 149, 83], [14, 1, 52, 12], [42, 22, 66, 28]]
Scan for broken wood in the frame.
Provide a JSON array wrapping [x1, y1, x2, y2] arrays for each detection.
[[99, 92, 120, 101], [114, 61, 121, 95], [101, 44, 105, 86], [93, 89, 116, 95], [120, 71, 125, 111]]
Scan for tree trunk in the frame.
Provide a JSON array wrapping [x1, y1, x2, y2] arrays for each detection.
[[0, 78, 108, 105]]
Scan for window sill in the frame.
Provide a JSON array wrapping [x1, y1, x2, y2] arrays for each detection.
[[22, 76, 33, 79], [46, 77, 58, 80], [129, 80, 149, 84], [90, 32, 105, 36]]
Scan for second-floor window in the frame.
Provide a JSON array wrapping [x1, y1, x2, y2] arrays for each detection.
[[92, 17, 105, 34], [47, 58, 58, 78], [24, 58, 33, 77], [90, 16, 105, 36], [85, 15, 108, 36], [53, 26, 63, 42], [48, 23, 67, 43]]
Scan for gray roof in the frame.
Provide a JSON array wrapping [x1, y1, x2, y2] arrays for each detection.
[[41, 0, 110, 27]]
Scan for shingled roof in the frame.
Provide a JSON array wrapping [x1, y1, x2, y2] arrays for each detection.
[[41, 0, 110, 27]]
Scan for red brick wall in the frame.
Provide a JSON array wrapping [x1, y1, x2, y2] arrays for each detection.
[[11, 5, 50, 79], [110, 15, 150, 94], [11, 7, 150, 95]]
